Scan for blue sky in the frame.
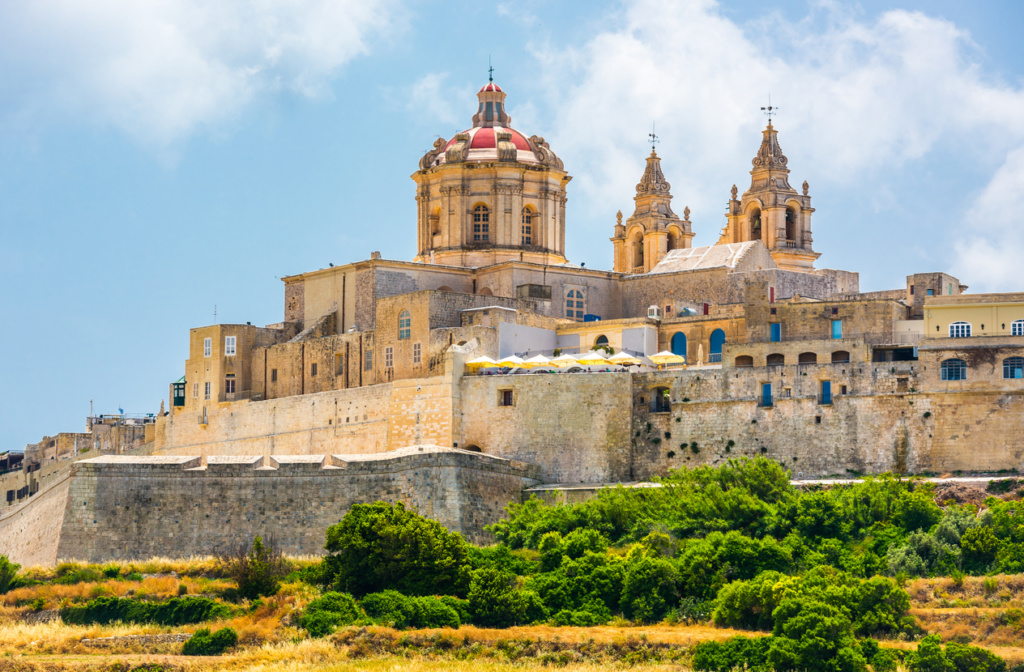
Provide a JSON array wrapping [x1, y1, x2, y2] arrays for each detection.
[[2, 0, 1023, 451]]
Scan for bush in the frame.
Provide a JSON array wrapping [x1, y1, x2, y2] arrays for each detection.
[[321, 502, 471, 597], [620, 555, 678, 622], [438, 595, 471, 624], [300, 591, 364, 636], [693, 636, 773, 672], [60, 596, 230, 626], [468, 567, 547, 627], [182, 627, 238, 656], [961, 527, 999, 572], [358, 591, 461, 629], [0, 555, 20, 595], [219, 535, 287, 601]]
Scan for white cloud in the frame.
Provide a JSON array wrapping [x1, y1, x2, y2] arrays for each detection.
[[513, 0, 1024, 281], [407, 73, 473, 128], [0, 0, 402, 145], [954, 145, 1024, 290]]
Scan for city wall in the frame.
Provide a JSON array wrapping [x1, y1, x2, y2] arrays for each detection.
[[57, 448, 542, 562], [0, 472, 70, 566]]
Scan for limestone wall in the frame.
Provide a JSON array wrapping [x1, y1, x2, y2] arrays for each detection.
[[56, 449, 542, 561], [459, 373, 634, 483], [0, 472, 70, 566]]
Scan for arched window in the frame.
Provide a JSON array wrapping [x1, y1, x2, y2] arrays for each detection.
[[595, 335, 609, 347], [472, 204, 490, 242], [1012, 320, 1024, 336], [670, 332, 687, 357], [940, 358, 967, 381], [398, 310, 411, 340], [1004, 357, 1024, 379], [735, 355, 754, 367], [521, 207, 533, 246], [629, 232, 644, 270], [798, 352, 818, 365], [831, 351, 851, 364], [667, 229, 679, 251], [785, 207, 797, 244], [566, 289, 585, 321], [709, 329, 725, 363], [767, 353, 785, 367], [949, 321, 972, 338]]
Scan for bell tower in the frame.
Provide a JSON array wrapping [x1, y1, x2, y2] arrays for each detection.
[[611, 149, 693, 274], [720, 121, 819, 272]]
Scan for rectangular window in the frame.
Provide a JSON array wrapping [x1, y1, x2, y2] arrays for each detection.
[[203, 337, 211, 357], [225, 375, 236, 394], [910, 285, 915, 295], [225, 336, 236, 356], [769, 287, 775, 303], [831, 307, 839, 315], [770, 323, 782, 342], [500, 389, 514, 406], [311, 362, 317, 377], [413, 343, 422, 364], [665, 305, 672, 316], [927, 288, 934, 296], [204, 382, 211, 400], [831, 320, 842, 339], [703, 302, 710, 316], [948, 283, 953, 295], [271, 369, 278, 383], [365, 350, 373, 371], [770, 307, 777, 315], [841, 385, 848, 394], [335, 354, 344, 375], [385, 346, 393, 368], [761, 383, 773, 407], [192, 382, 199, 398], [521, 225, 531, 245], [820, 380, 832, 405]]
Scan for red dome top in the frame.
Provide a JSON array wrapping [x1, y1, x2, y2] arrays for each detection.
[[437, 126, 537, 165], [479, 82, 503, 93]]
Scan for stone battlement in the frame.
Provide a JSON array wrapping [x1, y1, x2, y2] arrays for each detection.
[[58, 447, 542, 562]]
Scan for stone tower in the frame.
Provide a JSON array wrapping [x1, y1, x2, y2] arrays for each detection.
[[611, 149, 693, 274], [411, 81, 571, 268], [720, 121, 819, 272]]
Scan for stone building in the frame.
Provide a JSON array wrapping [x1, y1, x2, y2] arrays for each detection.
[[10, 76, 1023, 564]]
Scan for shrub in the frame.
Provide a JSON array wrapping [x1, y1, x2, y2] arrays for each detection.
[[101, 564, 121, 579], [620, 555, 678, 622], [693, 636, 773, 672], [945, 642, 1007, 672], [182, 627, 238, 656], [219, 535, 287, 601], [359, 591, 460, 629], [438, 595, 471, 624], [907, 635, 954, 672], [60, 596, 230, 626], [321, 502, 470, 597], [468, 567, 547, 627], [961, 527, 999, 572], [0, 555, 20, 594], [414, 595, 461, 628], [300, 591, 364, 637]]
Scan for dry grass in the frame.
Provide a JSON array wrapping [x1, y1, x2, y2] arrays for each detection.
[[908, 575, 1024, 609], [1, 575, 233, 610], [15, 554, 321, 583]]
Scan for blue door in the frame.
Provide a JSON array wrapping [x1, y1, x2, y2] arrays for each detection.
[[821, 380, 832, 405], [671, 332, 687, 358], [761, 383, 772, 407], [710, 329, 725, 363], [770, 323, 781, 342]]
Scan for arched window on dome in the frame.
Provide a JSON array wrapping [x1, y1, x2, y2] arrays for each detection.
[[521, 207, 534, 246], [566, 289, 585, 321], [398, 310, 411, 340], [473, 204, 490, 242]]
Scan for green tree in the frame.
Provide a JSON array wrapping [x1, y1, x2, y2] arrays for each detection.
[[321, 502, 471, 597], [620, 554, 679, 622], [221, 535, 287, 600], [907, 635, 954, 672], [467, 567, 546, 627], [0, 555, 20, 594], [961, 527, 999, 572]]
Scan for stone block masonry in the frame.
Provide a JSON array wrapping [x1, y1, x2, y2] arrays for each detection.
[[56, 448, 541, 562]]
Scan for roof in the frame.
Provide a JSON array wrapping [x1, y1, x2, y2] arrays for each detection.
[[439, 125, 538, 165], [479, 82, 503, 93], [647, 241, 777, 274]]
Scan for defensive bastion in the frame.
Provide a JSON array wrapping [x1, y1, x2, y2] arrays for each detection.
[[53, 447, 540, 563]]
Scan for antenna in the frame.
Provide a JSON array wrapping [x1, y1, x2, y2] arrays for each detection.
[[213, 304, 217, 322], [488, 56, 494, 83], [648, 122, 660, 152], [761, 94, 778, 121]]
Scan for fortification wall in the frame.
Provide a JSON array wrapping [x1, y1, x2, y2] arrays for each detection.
[[0, 472, 70, 566], [57, 448, 542, 562], [459, 373, 633, 483]]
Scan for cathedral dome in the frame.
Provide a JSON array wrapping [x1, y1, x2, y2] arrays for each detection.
[[418, 80, 562, 170]]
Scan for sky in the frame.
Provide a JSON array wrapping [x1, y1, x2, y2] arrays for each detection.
[[1, 0, 1023, 451]]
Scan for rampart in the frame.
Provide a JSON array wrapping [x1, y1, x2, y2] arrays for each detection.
[[56, 447, 542, 562]]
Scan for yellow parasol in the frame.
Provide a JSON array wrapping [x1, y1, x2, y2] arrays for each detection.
[[649, 350, 686, 366], [465, 355, 497, 370], [577, 351, 611, 366], [608, 351, 642, 366], [497, 354, 525, 368], [523, 354, 552, 368], [550, 353, 579, 367]]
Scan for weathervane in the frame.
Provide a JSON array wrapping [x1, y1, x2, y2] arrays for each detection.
[[761, 95, 778, 121], [648, 122, 660, 152]]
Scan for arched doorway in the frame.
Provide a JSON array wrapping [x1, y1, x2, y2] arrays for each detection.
[[709, 329, 725, 363], [670, 332, 687, 358]]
